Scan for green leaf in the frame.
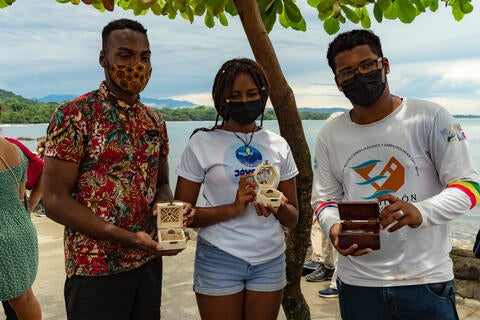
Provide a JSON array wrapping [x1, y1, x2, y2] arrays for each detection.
[[275, 0, 283, 14], [258, 0, 276, 12], [353, 0, 367, 7], [317, 0, 335, 13], [225, 0, 238, 15], [56, 0, 71, 3], [323, 16, 340, 35], [396, 0, 417, 23], [204, 9, 215, 27], [341, 5, 360, 23], [373, 2, 383, 22], [183, 4, 195, 23], [377, 0, 391, 11], [217, 11, 228, 26], [215, 0, 229, 15], [360, 7, 371, 28], [318, 9, 332, 20], [206, 0, 219, 6], [118, 0, 130, 10], [429, 0, 439, 11], [193, 2, 206, 15], [451, 1, 464, 20], [284, 0, 302, 23], [460, 1, 474, 14], [175, 0, 187, 11], [92, 2, 106, 12], [262, 4, 277, 32], [279, 10, 290, 27], [307, 0, 322, 7], [383, 1, 398, 19], [413, 0, 426, 12], [291, 17, 307, 31]]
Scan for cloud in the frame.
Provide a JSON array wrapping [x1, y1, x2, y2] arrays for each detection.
[[1, 0, 479, 115], [170, 92, 212, 107]]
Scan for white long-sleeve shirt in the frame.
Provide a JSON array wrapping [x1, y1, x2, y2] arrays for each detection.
[[311, 98, 480, 287]]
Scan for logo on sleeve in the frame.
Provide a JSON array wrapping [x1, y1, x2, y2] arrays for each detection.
[[441, 123, 466, 144]]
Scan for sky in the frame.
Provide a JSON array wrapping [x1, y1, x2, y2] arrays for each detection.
[[1, 1, 480, 115]]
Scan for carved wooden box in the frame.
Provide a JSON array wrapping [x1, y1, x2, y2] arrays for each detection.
[[157, 202, 186, 251], [253, 160, 283, 207], [338, 202, 380, 250]]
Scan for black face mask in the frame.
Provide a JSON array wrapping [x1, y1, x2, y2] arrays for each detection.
[[227, 99, 263, 125], [341, 70, 386, 107]]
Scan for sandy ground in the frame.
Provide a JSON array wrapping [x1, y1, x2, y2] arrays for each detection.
[[2, 215, 479, 320]]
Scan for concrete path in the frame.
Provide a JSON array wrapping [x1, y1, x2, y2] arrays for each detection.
[[2, 215, 480, 320]]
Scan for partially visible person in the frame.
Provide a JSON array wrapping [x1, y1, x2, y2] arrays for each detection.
[[0, 127, 42, 319], [43, 19, 186, 320], [36, 138, 46, 159], [4, 137, 44, 216], [174, 58, 299, 320], [33, 138, 46, 217], [305, 112, 344, 285], [312, 29, 480, 319], [303, 216, 335, 282]]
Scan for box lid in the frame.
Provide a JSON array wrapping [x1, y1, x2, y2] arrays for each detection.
[[157, 202, 183, 229], [338, 201, 379, 221], [253, 160, 279, 189]]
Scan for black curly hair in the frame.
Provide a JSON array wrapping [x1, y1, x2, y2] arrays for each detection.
[[191, 58, 270, 137], [327, 29, 383, 74]]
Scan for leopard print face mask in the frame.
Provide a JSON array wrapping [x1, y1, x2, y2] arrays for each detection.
[[108, 62, 152, 95]]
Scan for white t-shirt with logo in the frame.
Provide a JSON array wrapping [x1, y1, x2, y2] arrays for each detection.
[[312, 98, 480, 287], [176, 127, 298, 265]]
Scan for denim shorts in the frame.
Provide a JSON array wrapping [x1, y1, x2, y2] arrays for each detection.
[[337, 278, 459, 320], [193, 237, 286, 296]]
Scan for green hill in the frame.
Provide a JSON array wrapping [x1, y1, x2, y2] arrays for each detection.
[[0, 88, 58, 123], [0, 88, 334, 123], [0, 88, 40, 105]]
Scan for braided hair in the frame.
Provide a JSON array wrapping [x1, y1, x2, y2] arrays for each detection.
[[191, 58, 270, 137]]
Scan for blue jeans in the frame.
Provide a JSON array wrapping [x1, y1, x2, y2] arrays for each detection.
[[337, 278, 458, 320]]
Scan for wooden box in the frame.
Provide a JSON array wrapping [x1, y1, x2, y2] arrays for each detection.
[[253, 160, 283, 207], [157, 202, 186, 251], [338, 202, 380, 250]]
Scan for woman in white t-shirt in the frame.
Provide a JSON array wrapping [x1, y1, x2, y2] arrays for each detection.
[[175, 58, 299, 320]]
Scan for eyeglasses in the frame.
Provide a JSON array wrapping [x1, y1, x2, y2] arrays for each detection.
[[336, 57, 384, 84]]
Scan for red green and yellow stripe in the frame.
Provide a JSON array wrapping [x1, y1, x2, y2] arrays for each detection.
[[446, 181, 480, 209]]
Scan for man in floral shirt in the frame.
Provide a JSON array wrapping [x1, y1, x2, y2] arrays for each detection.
[[43, 19, 184, 320]]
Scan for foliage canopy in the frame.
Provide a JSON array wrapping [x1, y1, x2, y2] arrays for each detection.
[[0, 0, 472, 35]]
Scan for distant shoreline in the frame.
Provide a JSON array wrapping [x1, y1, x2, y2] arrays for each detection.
[[1, 115, 479, 127]]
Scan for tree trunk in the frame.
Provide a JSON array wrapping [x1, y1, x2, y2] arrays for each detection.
[[234, 1, 313, 318]]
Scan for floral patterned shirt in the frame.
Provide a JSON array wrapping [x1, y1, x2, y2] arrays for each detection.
[[45, 82, 169, 277]]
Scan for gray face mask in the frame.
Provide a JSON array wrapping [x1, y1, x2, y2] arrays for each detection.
[[341, 70, 386, 107], [227, 99, 263, 125]]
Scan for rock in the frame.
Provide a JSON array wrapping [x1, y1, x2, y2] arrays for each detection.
[[451, 240, 480, 300]]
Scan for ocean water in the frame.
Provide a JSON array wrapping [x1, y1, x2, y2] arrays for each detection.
[[1, 119, 479, 243]]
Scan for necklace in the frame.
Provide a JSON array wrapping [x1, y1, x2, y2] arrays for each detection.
[[230, 128, 255, 156]]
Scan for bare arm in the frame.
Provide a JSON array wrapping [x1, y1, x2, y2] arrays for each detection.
[[28, 171, 43, 211], [274, 177, 299, 229], [254, 177, 299, 229], [43, 156, 163, 254], [154, 159, 173, 203], [174, 174, 257, 228]]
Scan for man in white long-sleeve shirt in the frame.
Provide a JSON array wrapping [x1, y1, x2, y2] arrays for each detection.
[[311, 29, 480, 319]]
